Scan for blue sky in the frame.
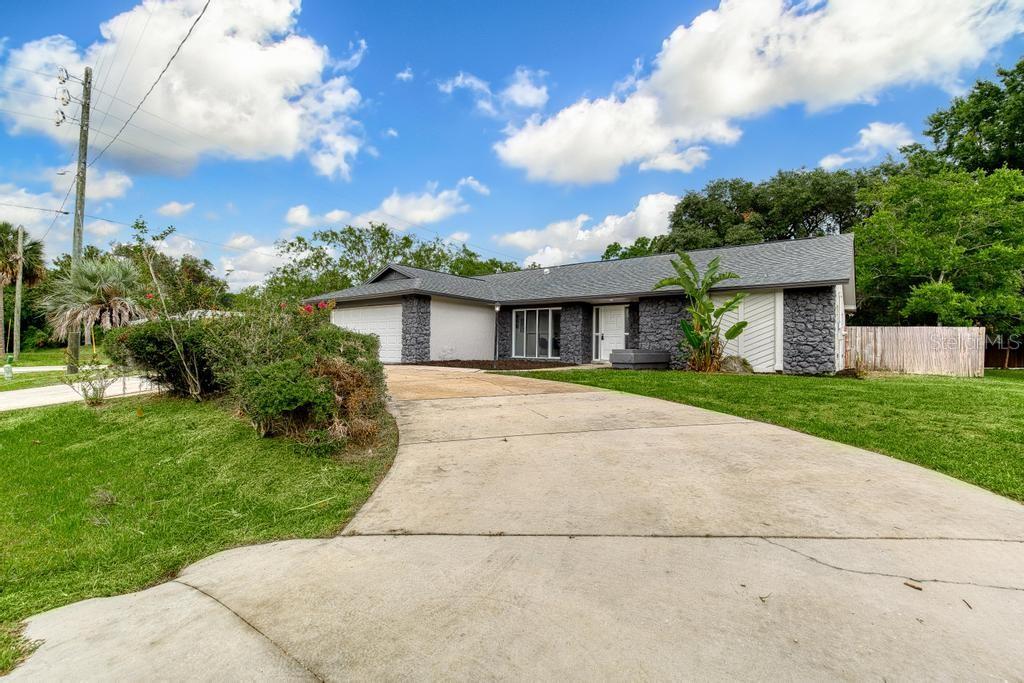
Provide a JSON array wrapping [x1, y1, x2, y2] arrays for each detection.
[[2, 0, 1023, 288]]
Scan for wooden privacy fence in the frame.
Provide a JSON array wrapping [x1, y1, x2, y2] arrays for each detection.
[[844, 326, 986, 377]]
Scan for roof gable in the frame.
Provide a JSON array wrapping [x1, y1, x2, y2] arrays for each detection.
[[308, 234, 854, 305], [368, 265, 415, 283]]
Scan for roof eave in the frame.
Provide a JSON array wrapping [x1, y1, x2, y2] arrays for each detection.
[[495, 278, 850, 307]]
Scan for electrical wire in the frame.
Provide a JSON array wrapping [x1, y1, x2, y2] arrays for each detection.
[[0, 85, 57, 100], [0, 201, 70, 214], [94, 8, 152, 139], [89, 0, 210, 167], [0, 107, 57, 123]]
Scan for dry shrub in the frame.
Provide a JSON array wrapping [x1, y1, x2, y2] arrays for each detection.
[[313, 357, 385, 446]]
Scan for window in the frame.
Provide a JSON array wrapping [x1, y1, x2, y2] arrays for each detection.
[[512, 308, 561, 359]]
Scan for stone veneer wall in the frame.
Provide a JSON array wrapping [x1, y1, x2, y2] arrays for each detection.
[[783, 287, 837, 374], [559, 303, 593, 364], [638, 296, 690, 369], [401, 294, 431, 363], [626, 302, 640, 349], [495, 308, 512, 359]]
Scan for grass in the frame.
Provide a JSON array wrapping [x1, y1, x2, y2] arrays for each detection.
[[9, 347, 109, 367], [0, 396, 397, 673], [514, 368, 1024, 503], [0, 372, 67, 392]]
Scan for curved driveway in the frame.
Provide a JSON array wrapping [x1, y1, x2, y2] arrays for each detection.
[[13, 365, 1024, 680]]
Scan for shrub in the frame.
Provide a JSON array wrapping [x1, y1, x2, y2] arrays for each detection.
[[234, 360, 334, 437], [104, 320, 221, 397], [106, 305, 387, 449], [22, 326, 50, 350]]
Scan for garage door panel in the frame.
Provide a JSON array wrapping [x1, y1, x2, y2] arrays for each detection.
[[712, 291, 778, 373], [332, 305, 403, 363]]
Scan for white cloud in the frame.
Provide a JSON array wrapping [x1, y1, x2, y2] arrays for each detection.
[[820, 121, 915, 169], [335, 39, 367, 71], [154, 233, 201, 259], [285, 204, 315, 227], [438, 71, 496, 115], [46, 168, 132, 200], [448, 231, 470, 242], [395, 66, 414, 82], [499, 67, 548, 109], [440, 66, 549, 116], [384, 127, 399, 138], [219, 232, 287, 290], [0, 0, 367, 179], [85, 219, 121, 237], [323, 209, 351, 223], [352, 176, 488, 229], [284, 204, 350, 229], [157, 200, 195, 217], [496, 0, 1024, 184], [456, 176, 490, 196], [496, 192, 679, 266], [0, 182, 68, 247]]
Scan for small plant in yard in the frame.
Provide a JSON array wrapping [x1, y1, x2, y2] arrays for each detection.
[[654, 252, 748, 372], [61, 358, 124, 406]]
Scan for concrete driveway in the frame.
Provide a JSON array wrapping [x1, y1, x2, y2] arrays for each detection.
[[12, 365, 1024, 680]]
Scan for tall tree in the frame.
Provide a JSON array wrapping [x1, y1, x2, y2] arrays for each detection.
[[0, 222, 46, 354], [41, 257, 143, 356], [604, 168, 881, 259], [111, 220, 229, 313], [263, 223, 518, 301], [854, 164, 1024, 333], [924, 57, 1024, 173]]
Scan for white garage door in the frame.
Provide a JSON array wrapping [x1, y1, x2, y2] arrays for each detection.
[[331, 304, 403, 363]]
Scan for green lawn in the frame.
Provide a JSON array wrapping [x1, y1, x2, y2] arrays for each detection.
[[0, 372, 67, 393], [0, 396, 396, 673], [515, 368, 1024, 503], [9, 347, 109, 367]]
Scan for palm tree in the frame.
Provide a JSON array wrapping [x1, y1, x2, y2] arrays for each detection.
[[0, 222, 46, 355], [654, 252, 748, 372], [41, 257, 144, 356]]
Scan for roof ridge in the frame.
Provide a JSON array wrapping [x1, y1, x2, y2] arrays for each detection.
[[477, 232, 852, 276]]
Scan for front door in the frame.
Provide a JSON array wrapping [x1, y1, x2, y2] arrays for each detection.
[[593, 305, 626, 361]]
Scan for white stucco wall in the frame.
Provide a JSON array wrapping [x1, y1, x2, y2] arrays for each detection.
[[429, 297, 496, 361]]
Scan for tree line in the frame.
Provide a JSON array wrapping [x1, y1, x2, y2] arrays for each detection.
[[602, 57, 1024, 347]]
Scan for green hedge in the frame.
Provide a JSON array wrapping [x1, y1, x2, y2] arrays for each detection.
[[104, 308, 386, 446]]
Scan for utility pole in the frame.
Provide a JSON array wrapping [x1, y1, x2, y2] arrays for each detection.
[[12, 225, 24, 361], [66, 66, 91, 374]]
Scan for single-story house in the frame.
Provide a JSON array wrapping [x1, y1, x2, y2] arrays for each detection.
[[306, 233, 855, 374]]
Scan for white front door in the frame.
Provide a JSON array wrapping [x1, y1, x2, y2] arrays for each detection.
[[593, 305, 626, 361]]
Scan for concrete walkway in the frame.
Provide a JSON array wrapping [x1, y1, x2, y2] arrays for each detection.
[[8, 364, 106, 374], [10, 365, 1024, 679], [0, 376, 155, 412]]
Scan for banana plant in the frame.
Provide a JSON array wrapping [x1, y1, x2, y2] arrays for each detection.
[[654, 252, 748, 372]]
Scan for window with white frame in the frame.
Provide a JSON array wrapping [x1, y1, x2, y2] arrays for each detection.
[[512, 308, 561, 358]]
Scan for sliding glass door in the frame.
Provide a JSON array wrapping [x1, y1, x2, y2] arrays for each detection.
[[512, 308, 561, 359]]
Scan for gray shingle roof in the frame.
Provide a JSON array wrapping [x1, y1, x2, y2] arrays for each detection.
[[308, 233, 854, 305]]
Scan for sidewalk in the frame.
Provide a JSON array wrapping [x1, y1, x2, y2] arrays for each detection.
[[9, 365, 107, 374], [0, 376, 155, 412]]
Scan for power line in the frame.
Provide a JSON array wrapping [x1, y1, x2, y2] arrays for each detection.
[[0, 107, 57, 123], [40, 180, 76, 241], [0, 85, 58, 100], [94, 8, 152, 139], [0, 201, 69, 214], [90, 0, 210, 167], [87, 84, 219, 146]]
